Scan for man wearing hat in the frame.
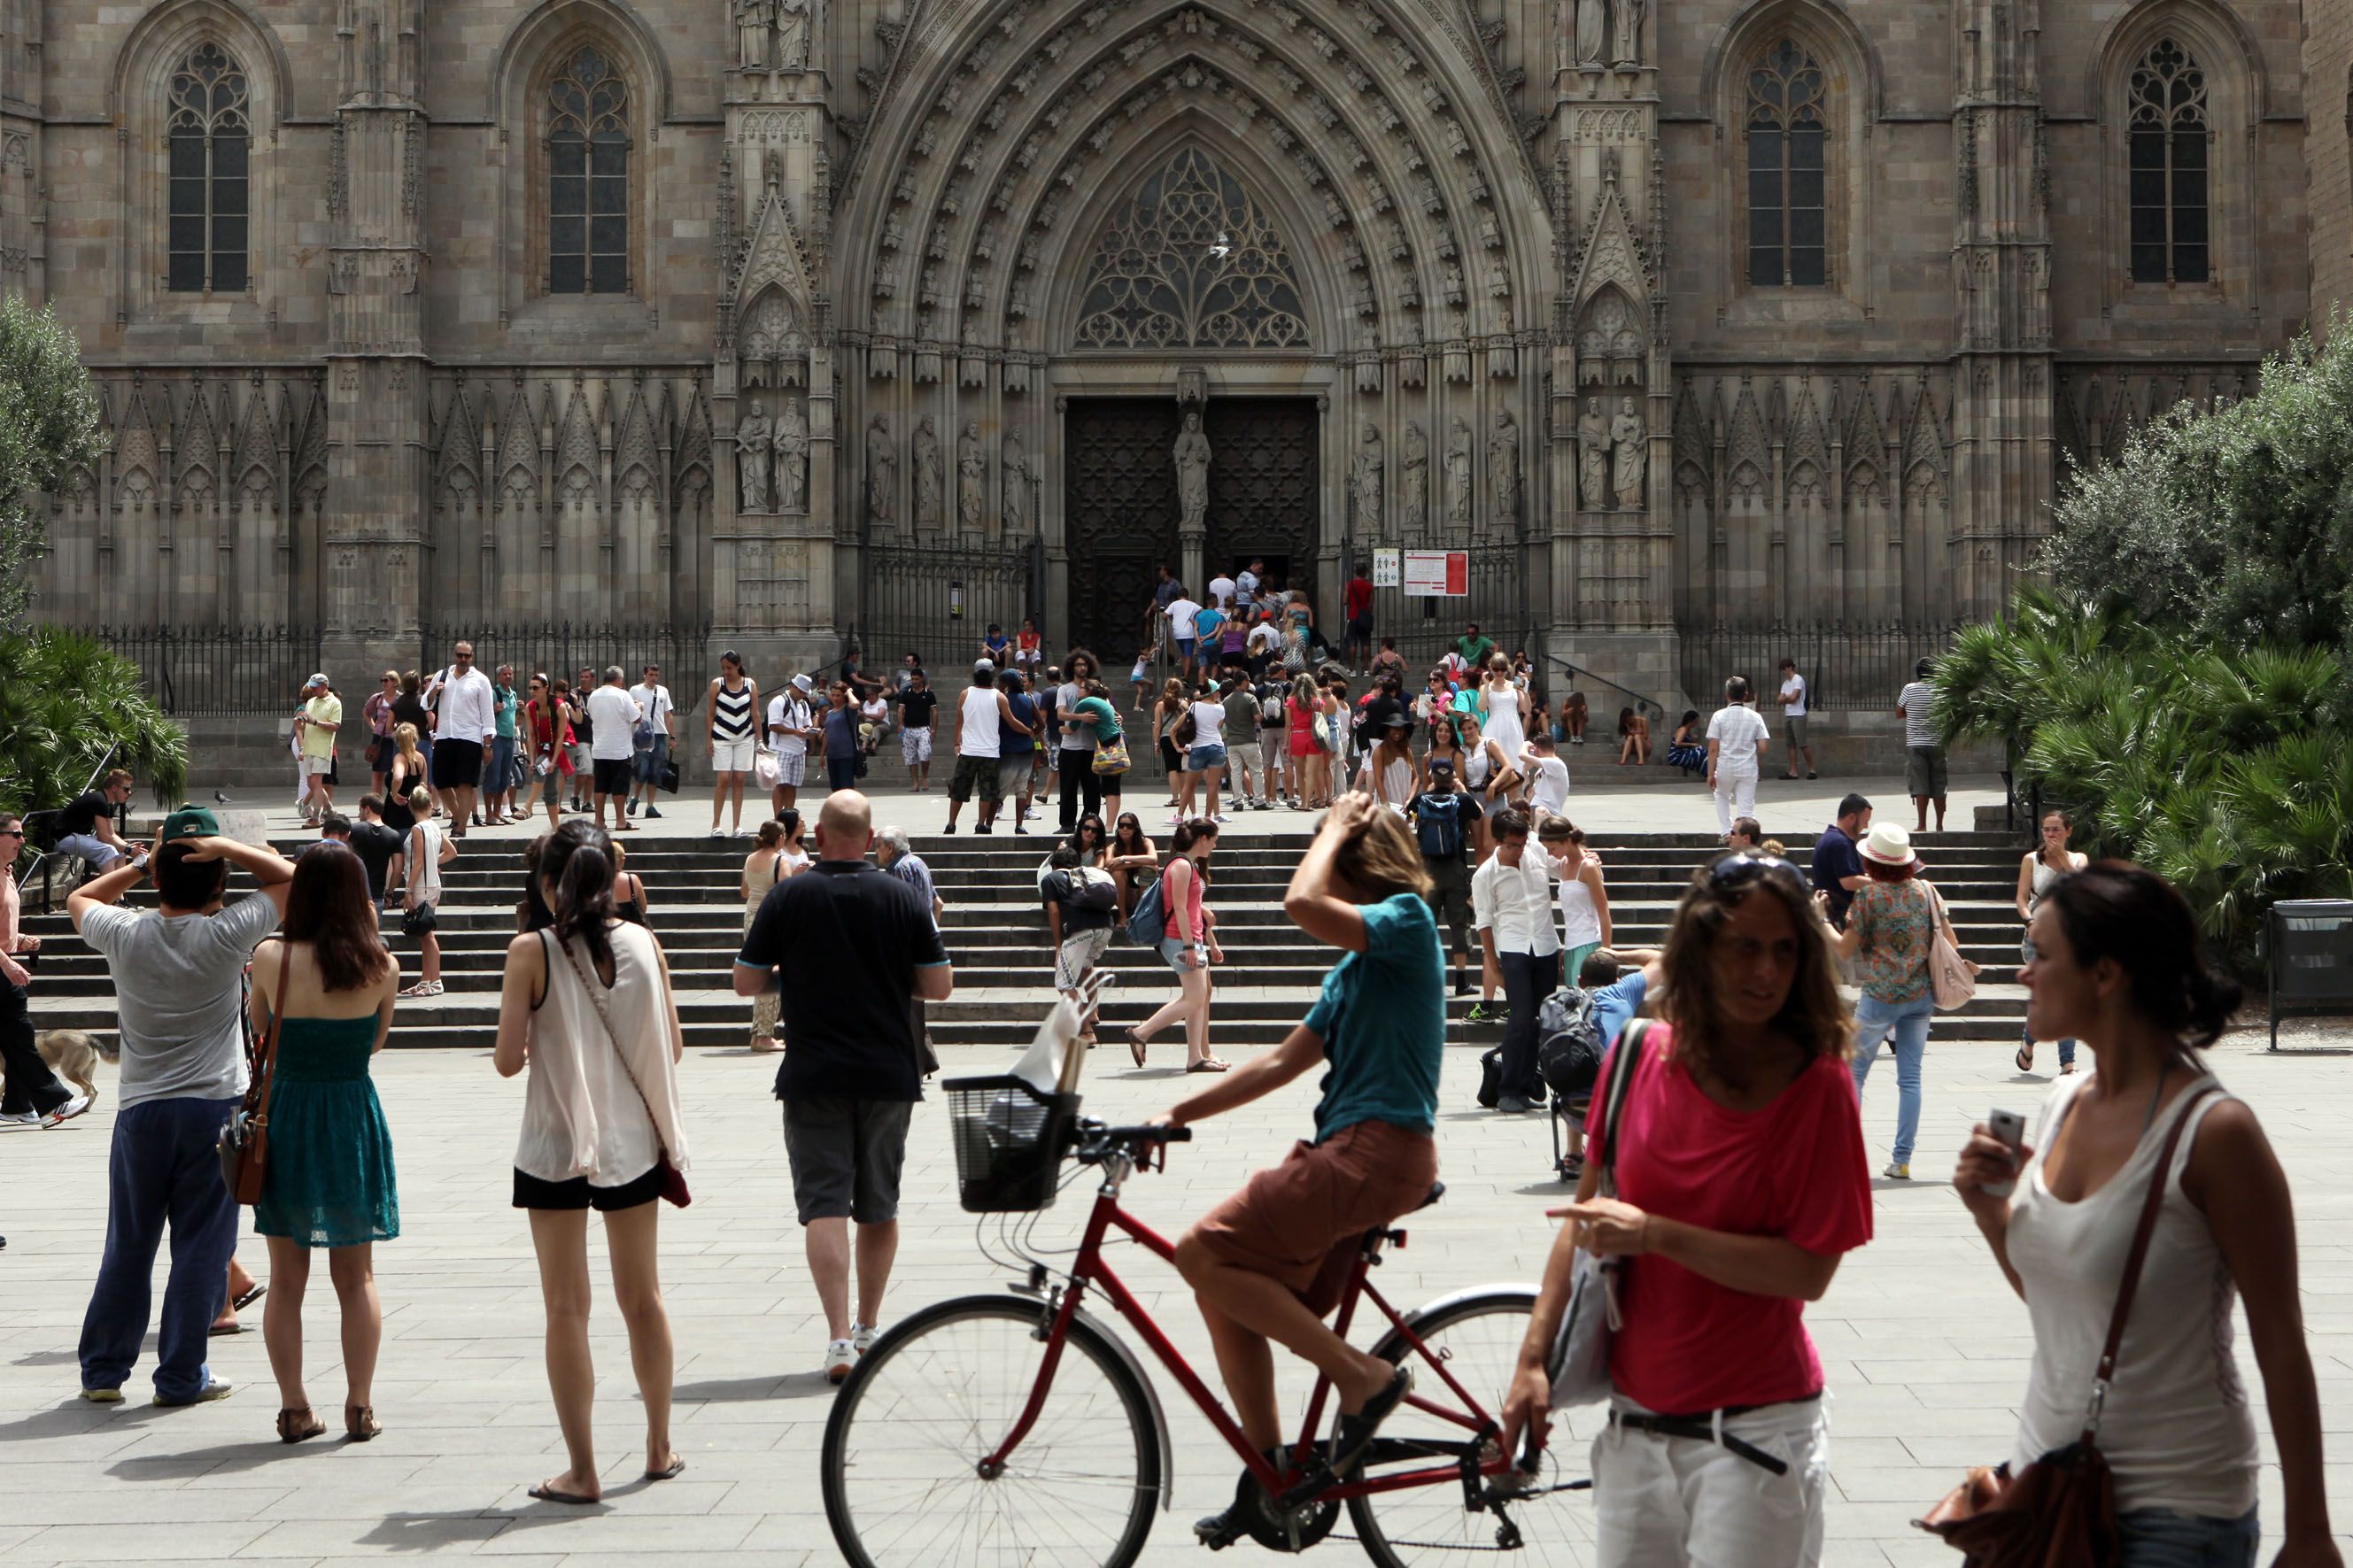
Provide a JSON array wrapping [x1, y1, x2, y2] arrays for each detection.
[[67, 807, 297, 1406], [296, 674, 342, 826], [1405, 759, 1482, 996], [767, 673, 822, 815]]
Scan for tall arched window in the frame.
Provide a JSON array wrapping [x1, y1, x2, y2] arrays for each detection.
[[166, 43, 249, 294], [1745, 39, 1827, 288], [2127, 39, 2209, 284], [547, 46, 629, 295]]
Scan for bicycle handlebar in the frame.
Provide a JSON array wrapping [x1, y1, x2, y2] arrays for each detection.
[[1079, 1122, 1192, 1148]]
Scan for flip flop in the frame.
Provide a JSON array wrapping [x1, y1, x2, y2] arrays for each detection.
[[232, 1284, 267, 1311], [645, 1456, 686, 1482], [1187, 1058, 1231, 1073], [2015, 1045, 2034, 1072], [1126, 1027, 1148, 1068], [528, 1482, 600, 1506]]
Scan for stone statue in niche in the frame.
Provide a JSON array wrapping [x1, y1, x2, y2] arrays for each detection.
[[773, 398, 809, 513], [1577, 401, 1610, 510], [1351, 422, 1383, 532], [1401, 421, 1428, 534], [1444, 418, 1473, 530], [1003, 433, 1031, 537], [1611, 395, 1648, 508], [1173, 410, 1211, 535], [1574, 0, 1606, 66], [957, 421, 987, 537], [734, 0, 773, 70], [914, 415, 944, 532], [1489, 411, 1521, 529], [776, 0, 811, 69], [737, 398, 772, 513], [865, 414, 895, 533], [1613, 0, 1645, 66]]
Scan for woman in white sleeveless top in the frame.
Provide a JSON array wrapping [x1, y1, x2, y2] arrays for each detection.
[[704, 650, 762, 838], [1954, 863, 2334, 1567], [2013, 808, 2089, 1076], [494, 819, 690, 1506]]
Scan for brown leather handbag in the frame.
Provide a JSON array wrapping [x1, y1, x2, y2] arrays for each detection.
[[1914, 1082, 2217, 1566], [218, 946, 295, 1205]]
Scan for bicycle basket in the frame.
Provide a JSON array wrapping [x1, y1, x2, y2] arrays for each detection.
[[942, 1075, 1081, 1213]]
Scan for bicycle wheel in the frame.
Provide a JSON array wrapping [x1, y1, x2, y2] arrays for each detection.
[[822, 1294, 1162, 1568], [1345, 1286, 1590, 1568]]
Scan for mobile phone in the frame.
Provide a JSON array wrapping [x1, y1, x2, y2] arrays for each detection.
[[1983, 1108, 2028, 1199]]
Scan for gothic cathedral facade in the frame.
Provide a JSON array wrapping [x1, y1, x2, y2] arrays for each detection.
[[0, 0, 2325, 706]]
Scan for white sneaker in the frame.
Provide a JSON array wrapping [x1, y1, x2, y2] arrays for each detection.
[[43, 1093, 91, 1127], [824, 1339, 857, 1384], [0, 1110, 38, 1126], [851, 1323, 879, 1356]]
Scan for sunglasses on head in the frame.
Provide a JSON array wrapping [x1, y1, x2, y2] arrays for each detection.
[[1707, 854, 1809, 894]]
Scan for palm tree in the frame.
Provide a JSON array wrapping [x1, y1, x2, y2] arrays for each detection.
[[0, 626, 188, 815]]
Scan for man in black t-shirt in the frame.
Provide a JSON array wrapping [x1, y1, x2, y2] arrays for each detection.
[[733, 790, 953, 1383], [51, 770, 141, 871], [321, 799, 405, 904], [894, 670, 940, 792], [1405, 760, 1482, 995]]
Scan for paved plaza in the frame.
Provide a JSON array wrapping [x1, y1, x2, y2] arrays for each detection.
[[2, 1010, 2349, 1565]]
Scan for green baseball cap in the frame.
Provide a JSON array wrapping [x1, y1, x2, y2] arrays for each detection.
[[160, 805, 221, 841]]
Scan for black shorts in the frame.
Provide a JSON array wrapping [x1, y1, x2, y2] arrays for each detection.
[[781, 1095, 914, 1224], [592, 756, 633, 795], [513, 1162, 665, 1212], [1346, 615, 1374, 642], [430, 738, 484, 789]]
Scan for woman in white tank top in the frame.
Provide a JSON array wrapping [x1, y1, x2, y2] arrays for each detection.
[[493, 820, 688, 1507], [1953, 863, 2333, 1565]]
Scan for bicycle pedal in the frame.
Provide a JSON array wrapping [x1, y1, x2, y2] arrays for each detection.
[[1276, 1465, 1337, 1512], [1192, 1511, 1245, 1551]]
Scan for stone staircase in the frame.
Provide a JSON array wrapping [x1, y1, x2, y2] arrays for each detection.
[[20, 823, 2033, 1053]]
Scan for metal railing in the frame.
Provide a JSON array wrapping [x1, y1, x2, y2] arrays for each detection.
[[72, 625, 323, 715], [416, 624, 714, 690], [1540, 653, 1668, 731], [1677, 622, 1962, 713]]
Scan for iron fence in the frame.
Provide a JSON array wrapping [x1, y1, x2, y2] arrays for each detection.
[[415, 624, 714, 691], [855, 538, 1045, 676], [1676, 622, 1963, 713], [1353, 545, 1529, 676], [71, 624, 323, 715]]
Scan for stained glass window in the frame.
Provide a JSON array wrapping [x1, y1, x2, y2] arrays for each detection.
[[548, 47, 629, 296], [2128, 40, 2209, 285], [1745, 40, 1828, 289], [167, 44, 250, 294]]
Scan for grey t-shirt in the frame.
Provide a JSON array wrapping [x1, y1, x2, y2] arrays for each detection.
[[79, 894, 280, 1109], [1056, 681, 1097, 753]]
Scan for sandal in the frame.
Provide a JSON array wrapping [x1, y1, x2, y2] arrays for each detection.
[[344, 1403, 381, 1441], [645, 1456, 686, 1482], [527, 1481, 599, 1506], [1126, 1026, 1149, 1067], [2015, 1044, 2034, 1072], [277, 1407, 327, 1444], [231, 1283, 267, 1312], [1187, 1057, 1231, 1073]]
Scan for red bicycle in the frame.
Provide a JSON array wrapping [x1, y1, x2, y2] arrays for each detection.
[[820, 1079, 1588, 1568]]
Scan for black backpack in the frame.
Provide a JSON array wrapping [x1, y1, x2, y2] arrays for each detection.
[[1536, 985, 1607, 1100], [1412, 792, 1467, 861]]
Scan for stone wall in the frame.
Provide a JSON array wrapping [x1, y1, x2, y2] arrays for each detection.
[[2310, 0, 2353, 329]]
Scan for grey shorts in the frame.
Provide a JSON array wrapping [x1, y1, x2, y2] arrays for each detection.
[[1906, 745, 1948, 799], [52, 832, 123, 869], [771, 748, 808, 787], [1784, 714, 1810, 750], [781, 1095, 915, 1225], [996, 754, 1033, 797]]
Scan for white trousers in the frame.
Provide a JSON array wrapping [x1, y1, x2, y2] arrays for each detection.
[[1591, 1395, 1830, 1568], [1712, 769, 1759, 835]]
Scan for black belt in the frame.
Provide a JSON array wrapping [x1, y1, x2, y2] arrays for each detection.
[[1606, 1391, 1821, 1478]]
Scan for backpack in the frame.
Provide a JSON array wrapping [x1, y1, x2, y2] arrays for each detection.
[[1412, 792, 1467, 861], [1536, 985, 1607, 1100], [1067, 866, 1118, 913], [1123, 869, 1167, 944], [1172, 708, 1197, 747], [1476, 1046, 1505, 1109]]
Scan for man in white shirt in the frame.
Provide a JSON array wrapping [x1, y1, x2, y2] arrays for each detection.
[[420, 640, 498, 839], [944, 660, 1031, 836], [766, 674, 821, 814], [1519, 733, 1570, 821], [1704, 676, 1772, 838], [1244, 612, 1281, 676], [1164, 592, 1204, 681], [1776, 657, 1815, 780], [1206, 570, 1236, 609], [626, 663, 677, 821], [1235, 558, 1263, 612], [1471, 807, 1560, 1115], [1896, 657, 1947, 832], [584, 666, 645, 831]]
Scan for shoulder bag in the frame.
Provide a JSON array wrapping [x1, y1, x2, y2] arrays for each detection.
[[1091, 721, 1131, 776], [1926, 884, 1978, 1011], [1914, 1082, 2218, 1566], [218, 944, 296, 1204], [549, 929, 691, 1208], [1544, 1019, 1653, 1408]]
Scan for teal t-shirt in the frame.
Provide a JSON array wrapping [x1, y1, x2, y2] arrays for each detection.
[[1070, 694, 1122, 745], [1304, 892, 1444, 1141], [492, 684, 519, 739]]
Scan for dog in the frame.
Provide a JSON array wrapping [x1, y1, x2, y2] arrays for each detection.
[[35, 1029, 102, 1110]]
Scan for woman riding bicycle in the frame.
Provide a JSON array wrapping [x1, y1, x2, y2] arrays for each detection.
[[1498, 852, 1872, 1567], [1155, 792, 1443, 1538]]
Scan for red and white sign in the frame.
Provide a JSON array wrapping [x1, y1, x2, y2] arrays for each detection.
[[1401, 549, 1469, 597]]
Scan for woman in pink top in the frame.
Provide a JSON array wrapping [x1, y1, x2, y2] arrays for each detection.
[[1500, 852, 1870, 1567], [1122, 817, 1226, 1072]]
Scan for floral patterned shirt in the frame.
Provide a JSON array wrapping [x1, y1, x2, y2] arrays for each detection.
[[1849, 878, 1935, 1006]]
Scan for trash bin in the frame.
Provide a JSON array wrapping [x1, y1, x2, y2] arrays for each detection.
[[2264, 900, 2353, 1049]]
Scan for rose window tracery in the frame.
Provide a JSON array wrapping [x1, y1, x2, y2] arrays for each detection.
[[1072, 148, 1311, 350]]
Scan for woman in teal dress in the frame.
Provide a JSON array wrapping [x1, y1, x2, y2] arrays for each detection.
[[248, 840, 400, 1444]]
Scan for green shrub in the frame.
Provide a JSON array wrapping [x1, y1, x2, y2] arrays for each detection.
[[0, 626, 187, 816]]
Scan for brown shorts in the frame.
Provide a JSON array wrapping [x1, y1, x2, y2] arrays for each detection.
[[1193, 1120, 1439, 1317]]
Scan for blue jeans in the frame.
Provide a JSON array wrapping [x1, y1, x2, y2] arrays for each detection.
[[1850, 993, 1933, 1165], [488, 734, 517, 798], [633, 733, 670, 786], [2117, 1508, 2259, 1568], [79, 1096, 242, 1401]]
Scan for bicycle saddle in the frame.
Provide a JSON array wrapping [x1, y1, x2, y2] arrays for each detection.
[[1413, 1181, 1446, 1211]]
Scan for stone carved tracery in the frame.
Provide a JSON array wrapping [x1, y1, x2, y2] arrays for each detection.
[[1072, 148, 1312, 350]]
